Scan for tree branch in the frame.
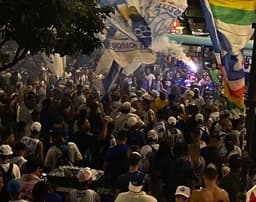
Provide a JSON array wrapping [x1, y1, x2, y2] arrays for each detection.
[[0, 47, 27, 72]]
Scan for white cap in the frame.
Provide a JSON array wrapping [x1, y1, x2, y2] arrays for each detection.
[[130, 97, 139, 104], [76, 168, 93, 182], [142, 93, 153, 101], [30, 122, 41, 132], [150, 90, 159, 97], [0, 145, 13, 156], [175, 186, 191, 198], [121, 102, 131, 110], [186, 90, 194, 97], [127, 116, 138, 128], [195, 113, 204, 122], [168, 116, 177, 125], [147, 130, 158, 141]]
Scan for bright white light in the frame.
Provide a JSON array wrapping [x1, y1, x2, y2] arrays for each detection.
[[184, 59, 198, 73]]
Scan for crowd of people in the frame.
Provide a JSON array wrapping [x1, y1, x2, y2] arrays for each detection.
[[0, 58, 251, 202]]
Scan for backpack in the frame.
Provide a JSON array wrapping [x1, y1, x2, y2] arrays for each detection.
[[56, 143, 73, 167]]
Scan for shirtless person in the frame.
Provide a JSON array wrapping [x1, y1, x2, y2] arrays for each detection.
[[191, 165, 230, 202]]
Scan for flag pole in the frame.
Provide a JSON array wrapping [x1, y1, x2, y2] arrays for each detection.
[[245, 23, 256, 161]]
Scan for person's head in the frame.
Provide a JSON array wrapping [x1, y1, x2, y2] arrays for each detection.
[[128, 152, 142, 170], [232, 118, 242, 130], [77, 118, 90, 132], [156, 74, 161, 80], [30, 121, 41, 137], [130, 97, 140, 110], [159, 89, 167, 100], [202, 164, 218, 186], [0, 144, 13, 162], [32, 181, 50, 202], [193, 88, 200, 98], [24, 92, 37, 109], [145, 67, 151, 75], [120, 102, 132, 114], [76, 168, 93, 189], [1, 127, 15, 146], [224, 135, 235, 152], [51, 129, 65, 145], [7, 179, 22, 200], [116, 131, 127, 144], [112, 91, 120, 101], [127, 116, 138, 129], [175, 186, 191, 202], [13, 142, 26, 157], [195, 113, 204, 125], [141, 99, 151, 111], [221, 119, 232, 133], [168, 116, 177, 128], [147, 130, 158, 143], [128, 171, 144, 193], [26, 159, 43, 177]]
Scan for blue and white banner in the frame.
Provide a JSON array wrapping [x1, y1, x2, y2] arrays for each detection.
[[97, 0, 188, 76]]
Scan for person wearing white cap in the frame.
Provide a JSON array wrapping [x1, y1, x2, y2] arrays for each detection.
[[140, 130, 159, 158], [130, 97, 141, 113], [167, 116, 184, 145], [141, 98, 155, 130], [0, 145, 20, 179], [73, 84, 87, 112], [193, 88, 205, 111], [195, 113, 209, 148], [20, 121, 44, 164], [175, 185, 191, 202], [66, 168, 100, 202], [114, 102, 143, 132], [115, 171, 157, 202], [126, 117, 146, 147], [183, 90, 195, 107]]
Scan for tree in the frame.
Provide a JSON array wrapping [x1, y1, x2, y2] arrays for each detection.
[[0, 0, 111, 71]]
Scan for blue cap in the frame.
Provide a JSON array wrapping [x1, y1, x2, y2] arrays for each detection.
[[45, 193, 63, 202], [7, 179, 21, 193], [130, 171, 144, 186]]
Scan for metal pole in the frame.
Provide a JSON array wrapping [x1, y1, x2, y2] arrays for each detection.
[[245, 23, 256, 161]]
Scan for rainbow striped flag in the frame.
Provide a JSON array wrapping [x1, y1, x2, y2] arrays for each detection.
[[200, 0, 256, 111]]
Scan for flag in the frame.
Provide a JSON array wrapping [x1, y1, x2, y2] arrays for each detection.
[[200, 0, 256, 111], [247, 185, 256, 202], [103, 61, 122, 94], [98, 0, 187, 76]]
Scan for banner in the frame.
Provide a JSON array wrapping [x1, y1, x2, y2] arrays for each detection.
[[98, 0, 187, 76], [200, 0, 256, 111]]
